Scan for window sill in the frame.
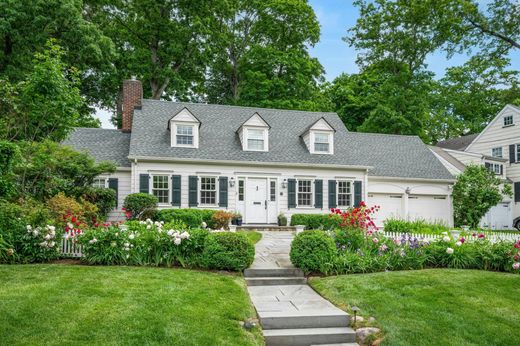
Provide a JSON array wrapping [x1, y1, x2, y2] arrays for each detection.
[[503, 124, 515, 128], [198, 204, 219, 208]]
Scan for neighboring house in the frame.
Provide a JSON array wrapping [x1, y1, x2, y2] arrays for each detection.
[[434, 104, 520, 230], [63, 79, 455, 227]]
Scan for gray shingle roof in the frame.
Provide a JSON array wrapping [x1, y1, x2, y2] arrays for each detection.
[[127, 100, 453, 180], [63, 128, 131, 167], [436, 134, 478, 151]]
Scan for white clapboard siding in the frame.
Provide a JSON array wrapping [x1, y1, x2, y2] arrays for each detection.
[[60, 237, 83, 258]]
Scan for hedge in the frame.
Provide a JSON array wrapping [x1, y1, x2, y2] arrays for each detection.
[[290, 213, 342, 230], [202, 232, 255, 271], [157, 209, 218, 229]]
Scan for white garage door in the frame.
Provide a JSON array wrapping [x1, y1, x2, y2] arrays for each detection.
[[367, 193, 403, 227], [480, 202, 512, 230], [408, 195, 450, 224]]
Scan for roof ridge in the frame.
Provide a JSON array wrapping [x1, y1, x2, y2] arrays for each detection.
[[73, 127, 122, 131], [142, 99, 338, 115], [346, 131, 420, 139]]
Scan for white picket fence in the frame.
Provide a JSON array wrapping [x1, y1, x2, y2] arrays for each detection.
[[381, 230, 520, 244], [60, 237, 83, 258]]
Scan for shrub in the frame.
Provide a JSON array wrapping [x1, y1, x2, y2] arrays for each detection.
[[157, 208, 217, 228], [278, 213, 287, 226], [384, 218, 449, 234], [81, 187, 116, 218], [123, 193, 157, 220], [211, 210, 234, 230], [290, 230, 336, 274], [202, 232, 255, 271], [290, 214, 342, 230], [46, 192, 98, 226]]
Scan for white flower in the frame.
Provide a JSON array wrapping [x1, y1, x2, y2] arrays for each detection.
[[446, 247, 454, 254], [442, 236, 451, 242], [180, 231, 190, 239], [47, 225, 55, 232], [139, 221, 146, 225], [129, 233, 135, 240], [124, 242, 130, 247], [32, 230, 39, 237], [146, 225, 151, 230], [201, 222, 207, 229], [26, 225, 32, 231], [167, 230, 175, 237], [67, 222, 74, 230], [174, 237, 182, 245], [49, 241, 55, 248], [441, 231, 448, 236], [455, 241, 462, 247], [89, 238, 98, 244], [115, 232, 119, 237], [111, 241, 117, 247]]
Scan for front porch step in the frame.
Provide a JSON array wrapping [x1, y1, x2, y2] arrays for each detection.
[[263, 327, 356, 346], [237, 225, 296, 232], [246, 276, 307, 286], [260, 313, 349, 330], [244, 268, 304, 278]]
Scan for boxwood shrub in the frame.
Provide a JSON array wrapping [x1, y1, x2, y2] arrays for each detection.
[[123, 193, 158, 220], [157, 208, 217, 229], [290, 230, 336, 274], [290, 213, 342, 230], [202, 232, 255, 271]]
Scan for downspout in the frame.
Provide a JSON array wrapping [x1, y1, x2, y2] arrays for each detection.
[[364, 169, 369, 202]]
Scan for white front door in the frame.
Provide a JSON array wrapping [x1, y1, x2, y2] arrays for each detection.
[[246, 178, 268, 224]]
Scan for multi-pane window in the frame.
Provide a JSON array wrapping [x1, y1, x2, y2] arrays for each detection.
[[152, 175, 169, 204], [504, 115, 513, 126], [92, 178, 106, 189], [337, 181, 352, 207], [176, 125, 194, 145], [247, 129, 265, 150], [297, 180, 312, 207], [270, 180, 276, 202], [238, 179, 244, 201], [200, 177, 217, 205], [516, 144, 520, 162], [314, 133, 330, 153], [492, 147, 503, 158], [487, 163, 502, 175]]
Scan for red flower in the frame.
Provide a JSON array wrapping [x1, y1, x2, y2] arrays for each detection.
[[459, 237, 465, 244], [478, 233, 485, 239], [71, 216, 77, 223]]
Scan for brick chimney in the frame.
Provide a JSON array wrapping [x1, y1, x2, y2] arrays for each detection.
[[121, 77, 142, 132]]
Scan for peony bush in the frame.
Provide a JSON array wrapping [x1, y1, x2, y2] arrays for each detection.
[[291, 206, 520, 275]]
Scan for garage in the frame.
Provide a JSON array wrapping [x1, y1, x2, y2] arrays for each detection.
[[480, 202, 512, 230], [407, 195, 451, 224], [367, 193, 404, 227]]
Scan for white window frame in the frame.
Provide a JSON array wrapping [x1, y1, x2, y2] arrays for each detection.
[[504, 115, 513, 127], [199, 176, 218, 207], [297, 179, 313, 208], [245, 127, 268, 152], [337, 180, 353, 208], [491, 147, 503, 158], [269, 179, 277, 202], [176, 124, 194, 146], [92, 177, 107, 189], [151, 174, 170, 205], [310, 131, 333, 154], [170, 121, 199, 148], [487, 163, 502, 175]]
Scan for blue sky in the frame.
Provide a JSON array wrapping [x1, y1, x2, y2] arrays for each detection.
[[96, 0, 519, 128]]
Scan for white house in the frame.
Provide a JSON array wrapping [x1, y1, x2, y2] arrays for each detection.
[[435, 104, 520, 230], [63, 79, 455, 227]]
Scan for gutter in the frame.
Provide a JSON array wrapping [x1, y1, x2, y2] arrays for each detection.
[[369, 175, 456, 183], [127, 155, 374, 171]]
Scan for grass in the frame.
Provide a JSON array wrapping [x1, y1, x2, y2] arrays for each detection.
[[0, 265, 263, 346], [238, 230, 262, 244], [310, 269, 520, 346]]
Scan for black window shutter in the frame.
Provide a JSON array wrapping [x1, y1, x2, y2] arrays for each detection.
[[139, 174, 149, 193], [510, 144, 516, 163], [328, 180, 337, 209], [188, 176, 198, 207], [288, 179, 296, 208], [171, 175, 181, 207], [314, 180, 323, 209], [354, 181, 362, 207], [219, 177, 228, 208], [500, 165, 503, 175], [108, 178, 118, 208], [515, 182, 520, 203], [485, 162, 491, 171]]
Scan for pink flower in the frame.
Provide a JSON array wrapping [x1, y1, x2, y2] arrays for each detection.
[[478, 233, 485, 239], [513, 262, 520, 270], [459, 237, 465, 244], [372, 238, 379, 244]]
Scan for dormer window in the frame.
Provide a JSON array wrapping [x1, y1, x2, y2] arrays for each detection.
[[238, 113, 270, 152], [176, 124, 194, 145], [302, 117, 335, 155], [314, 132, 331, 153], [504, 115, 513, 126], [169, 107, 200, 148]]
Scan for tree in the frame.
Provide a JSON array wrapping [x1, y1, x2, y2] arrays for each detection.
[[0, 0, 115, 113], [0, 40, 90, 142], [452, 164, 512, 228], [205, 0, 329, 111]]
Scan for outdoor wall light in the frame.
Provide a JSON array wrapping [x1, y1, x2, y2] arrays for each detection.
[[405, 187, 411, 194], [281, 179, 287, 189], [229, 177, 235, 188]]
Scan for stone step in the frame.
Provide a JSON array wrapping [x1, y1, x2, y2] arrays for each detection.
[[260, 313, 349, 330], [244, 268, 304, 278], [246, 277, 307, 286], [263, 327, 356, 346], [237, 225, 297, 232]]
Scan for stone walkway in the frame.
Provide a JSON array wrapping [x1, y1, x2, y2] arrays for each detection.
[[244, 231, 358, 346]]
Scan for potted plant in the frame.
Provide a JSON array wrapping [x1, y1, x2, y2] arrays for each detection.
[[234, 212, 243, 226], [278, 213, 287, 226]]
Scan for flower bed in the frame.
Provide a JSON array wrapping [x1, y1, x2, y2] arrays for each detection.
[[290, 205, 520, 275]]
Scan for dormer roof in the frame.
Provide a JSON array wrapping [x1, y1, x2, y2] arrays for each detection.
[[302, 117, 336, 135], [237, 112, 270, 132]]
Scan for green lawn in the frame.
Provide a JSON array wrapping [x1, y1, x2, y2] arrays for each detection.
[[0, 265, 263, 346], [310, 269, 520, 346], [238, 230, 262, 244]]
